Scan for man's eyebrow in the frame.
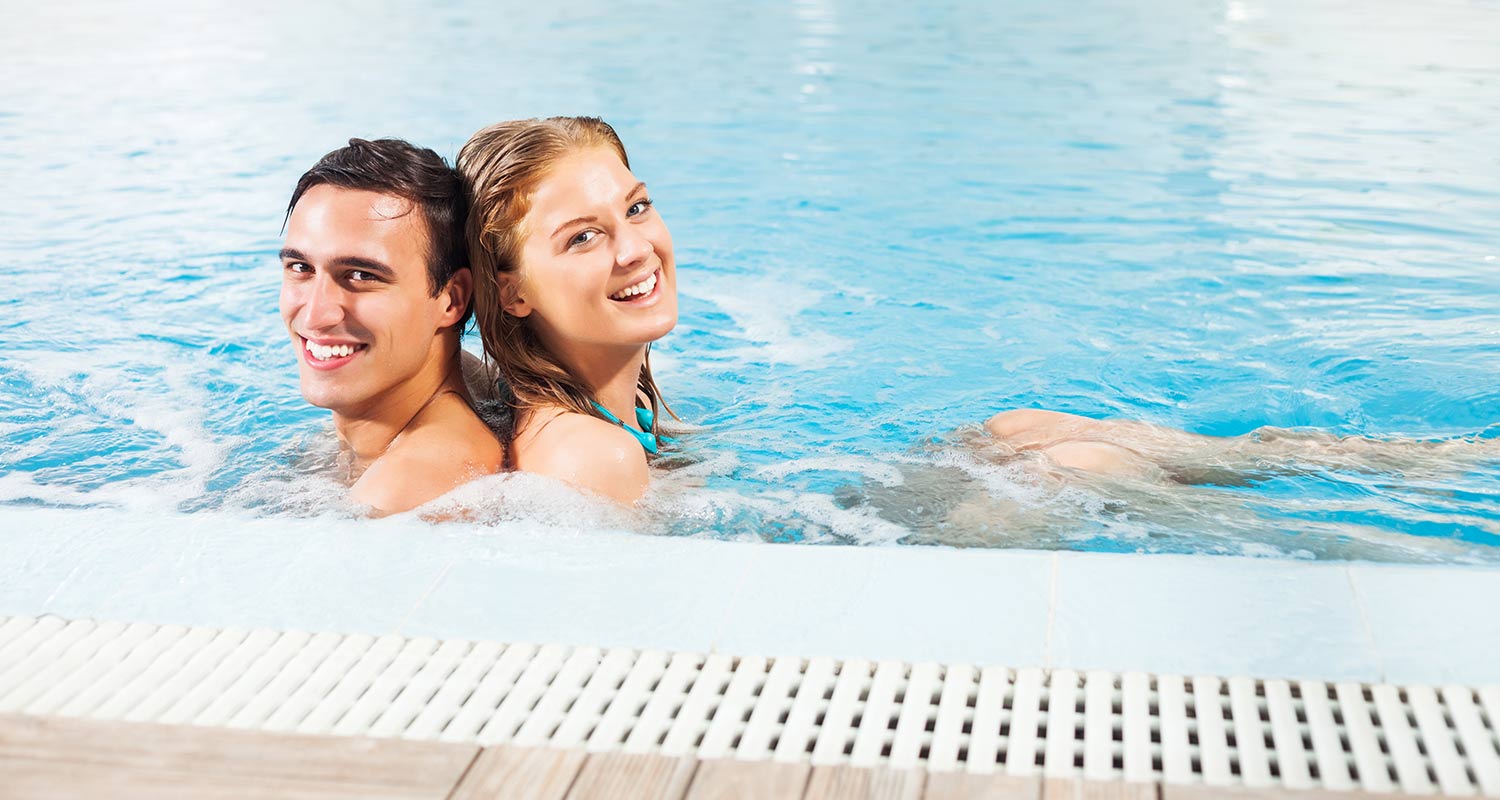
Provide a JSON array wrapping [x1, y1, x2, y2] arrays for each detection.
[[328, 256, 396, 277], [548, 184, 650, 239], [278, 248, 396, 277]]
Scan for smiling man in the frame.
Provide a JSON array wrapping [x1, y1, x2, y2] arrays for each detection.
[[280, 138, 504, 515]]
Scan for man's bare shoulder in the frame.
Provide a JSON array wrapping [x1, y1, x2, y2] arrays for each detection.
[[351, 393, 504, 516], [402, 392, 504, 460], [516, 408, 649, 504]]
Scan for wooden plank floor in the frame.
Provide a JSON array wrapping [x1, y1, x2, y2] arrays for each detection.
[[0, 714, 1438, 800]]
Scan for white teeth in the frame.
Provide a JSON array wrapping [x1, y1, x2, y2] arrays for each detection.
[[305, 340, 358, 360], [610, 272, 658, 301]]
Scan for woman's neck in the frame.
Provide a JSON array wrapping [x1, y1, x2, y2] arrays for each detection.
[[551, 339, 648, 427]]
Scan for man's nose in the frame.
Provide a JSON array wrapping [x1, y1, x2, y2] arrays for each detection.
[[300, 273, 347, 329], [614, 226, 653, 269]]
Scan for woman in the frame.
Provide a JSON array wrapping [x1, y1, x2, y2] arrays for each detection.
[[459, 117, 678, 503], [458, 117, 1497, 505]]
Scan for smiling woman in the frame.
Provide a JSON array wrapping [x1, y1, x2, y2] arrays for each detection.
[[460, 118, 679, 504]]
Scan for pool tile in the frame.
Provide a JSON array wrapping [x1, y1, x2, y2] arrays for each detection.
[[714, 544, 1053, 665], [0, 507, 452, 635], [396, 533, 757, 653], [1349, 563, 1500, 685], [1051, 553, 1379, 681], [0, 518, 98, 614]]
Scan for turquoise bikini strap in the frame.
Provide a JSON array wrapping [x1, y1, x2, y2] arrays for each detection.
[[591, 401, 663, 454]]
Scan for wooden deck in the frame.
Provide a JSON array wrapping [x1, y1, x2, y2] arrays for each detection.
[[0, 713, 1422, 800]]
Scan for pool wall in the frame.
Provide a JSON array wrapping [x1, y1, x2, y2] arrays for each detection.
[[4, 506, 1496, 685]]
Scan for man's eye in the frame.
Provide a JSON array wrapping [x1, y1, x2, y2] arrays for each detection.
[[349, 270, 379, 282], [285, 262, 313, 275], [627, 199, 653, 217], [569, 230, 598, 248]]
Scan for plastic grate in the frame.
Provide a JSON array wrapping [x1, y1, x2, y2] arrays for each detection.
[[1, 614, 1497, 794]]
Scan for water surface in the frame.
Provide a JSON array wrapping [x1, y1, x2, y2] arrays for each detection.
[[2, 0, 1497, 561]]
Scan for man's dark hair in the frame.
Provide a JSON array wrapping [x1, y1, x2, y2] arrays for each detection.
[[286, 138, 471, 327]]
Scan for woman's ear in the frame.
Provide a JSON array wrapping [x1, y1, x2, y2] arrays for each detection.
[[500, 272, 533, 318], [438, 268, 474, 328]]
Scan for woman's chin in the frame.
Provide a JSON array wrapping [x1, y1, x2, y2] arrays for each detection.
[[631, 321, 677, 345], [646, 311, 679, 342], [615, 304, 678, 344]]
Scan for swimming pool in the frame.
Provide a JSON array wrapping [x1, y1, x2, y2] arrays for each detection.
[[1, 0, 1497, 563]]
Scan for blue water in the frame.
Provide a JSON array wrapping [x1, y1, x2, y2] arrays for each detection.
[[1, 0, 1497, 561]]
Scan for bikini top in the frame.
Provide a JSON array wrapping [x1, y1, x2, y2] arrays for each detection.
[[590, 401, 675, 455]]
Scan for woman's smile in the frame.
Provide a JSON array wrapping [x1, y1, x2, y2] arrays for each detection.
[[608, 268, 661, 304]]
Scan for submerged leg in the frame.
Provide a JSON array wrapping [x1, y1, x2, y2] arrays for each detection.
[[983, 408, 1198, 478], [983, 408, 1499, 483]]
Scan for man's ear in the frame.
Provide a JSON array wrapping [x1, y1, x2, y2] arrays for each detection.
[[438, 268, 474, 328], [499, 272, 532, 318]]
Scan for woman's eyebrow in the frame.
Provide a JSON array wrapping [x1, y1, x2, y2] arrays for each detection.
[[549, 184, 650, 239], [551, 215, 598, 239]]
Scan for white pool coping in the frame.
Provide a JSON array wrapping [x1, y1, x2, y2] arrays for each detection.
[[3, 506, 1497, 685]]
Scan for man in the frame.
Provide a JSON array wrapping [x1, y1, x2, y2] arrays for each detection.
[[279, 138, 504, 515]]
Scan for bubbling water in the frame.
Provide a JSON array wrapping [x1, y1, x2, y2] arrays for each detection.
[[2, 0, 1499, 561]]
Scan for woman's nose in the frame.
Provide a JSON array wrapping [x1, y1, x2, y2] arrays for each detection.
[[614, 226, 653, 269]]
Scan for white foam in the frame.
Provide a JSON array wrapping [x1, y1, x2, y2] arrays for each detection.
[[414, 472, 637, 532], [653, 448, 741, 483], [6, 343, 245, 513], [753, 456, 906, 487], [683, 273, 851, 367], [653, 486, 909, 545], [0, 471, 98, 507]]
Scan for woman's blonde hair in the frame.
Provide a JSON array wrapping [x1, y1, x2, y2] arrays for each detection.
[[458, 116, 673, 447]]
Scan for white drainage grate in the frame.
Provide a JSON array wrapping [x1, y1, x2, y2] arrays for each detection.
[[2, 615, 1498, 795]]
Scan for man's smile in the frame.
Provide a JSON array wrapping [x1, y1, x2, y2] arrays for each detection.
[[299, 335, 369, 370]]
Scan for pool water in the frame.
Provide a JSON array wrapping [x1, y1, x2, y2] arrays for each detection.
[[1, 0, 1497, 562]]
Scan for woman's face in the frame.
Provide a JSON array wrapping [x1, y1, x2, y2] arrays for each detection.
[[509, 146, 677, 356]]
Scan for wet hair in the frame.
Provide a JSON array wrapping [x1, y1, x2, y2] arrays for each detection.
[[458, 116, 674, 445], [287, 137, 472, 327]]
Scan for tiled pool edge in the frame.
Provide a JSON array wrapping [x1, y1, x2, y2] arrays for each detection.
[[4, 615, 1499, 796], [2, 505, 1497, 685]]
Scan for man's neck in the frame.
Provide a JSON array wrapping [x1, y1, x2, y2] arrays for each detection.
[[332, 338, 466, 468]]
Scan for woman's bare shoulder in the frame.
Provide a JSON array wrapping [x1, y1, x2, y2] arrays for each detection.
[[515, 408, 649, 503]]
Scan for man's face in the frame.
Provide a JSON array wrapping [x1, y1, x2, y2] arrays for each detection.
[[279, 185, 455, 416]]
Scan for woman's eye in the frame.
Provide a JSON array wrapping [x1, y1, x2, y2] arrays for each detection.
[[569, 230, 598, 248], [627, 199, 653, 217]]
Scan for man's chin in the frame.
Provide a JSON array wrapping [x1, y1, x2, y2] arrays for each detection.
[[299, 383, 369, 414]]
